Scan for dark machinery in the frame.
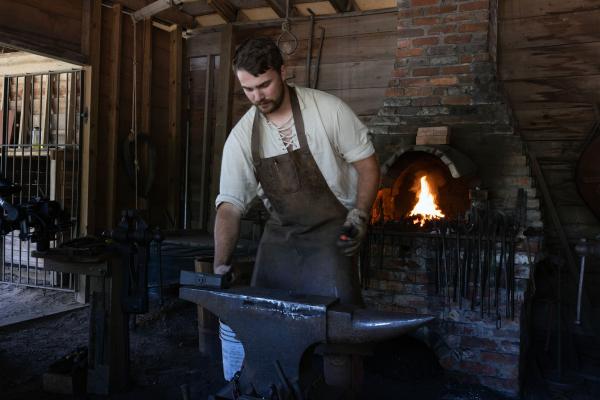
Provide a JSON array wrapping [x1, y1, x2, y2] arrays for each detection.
[[35, 209, 163, 395], [179, 274, 434, 400], [0, 177, 70, 250]]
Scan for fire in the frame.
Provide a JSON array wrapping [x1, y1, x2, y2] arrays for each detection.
[[408, 176, 445, 226]]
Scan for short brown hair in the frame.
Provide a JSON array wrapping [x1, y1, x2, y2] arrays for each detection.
[[232, 37, 283, 76]]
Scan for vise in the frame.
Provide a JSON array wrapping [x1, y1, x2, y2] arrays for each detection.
[[179, 275, 434, 399]]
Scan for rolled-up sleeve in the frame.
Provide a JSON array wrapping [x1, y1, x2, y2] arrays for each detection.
[[215, 133, 258, 214], [334, 101, 375, 163]]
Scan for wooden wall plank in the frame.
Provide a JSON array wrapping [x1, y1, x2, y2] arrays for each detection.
[[500, 10, 600, 49], [500, 0, 600, 20], [167, 26, 183, 228], [503, 77, 600, 105], [500, 42, 600, 81]]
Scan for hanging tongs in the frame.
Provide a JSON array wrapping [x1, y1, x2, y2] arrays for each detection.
[[276, 0, 298, 55]]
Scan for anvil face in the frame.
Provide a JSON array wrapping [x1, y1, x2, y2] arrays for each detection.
[[180, 286, 338, 397], [180, 284, 434, 399]]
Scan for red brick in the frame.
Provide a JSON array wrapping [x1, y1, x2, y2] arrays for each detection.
[[442, 96, 471, 105], [396, 48, 424, 58], [405, 86, 434, 97], [461, 336, 499, 351], [480, 352, 519, 365], [413, 17, 440, 25], [392, 67, 409, 78], [459, 1, 489, 12], [399, 8, 424, 18], [430, 76, 458, 85], [459, 22, 489, 33], [425, 4, 458, 15], [397, 39, 411, 49], [385, 88, 404, 97], [412, 66, 440, 76], [401, 77, 430, 87], [397, 27, 425, 38], [428, 24, 456, 34], [474, 53, 490, 62], [460, 361, 496, 377], [413, 36, 439, 46], [444, 34, 473, 44], [460, 54, 474, 63], [411, 0, 439, 6], [412, 97, 441, 107], [441, 65, 471, 74]]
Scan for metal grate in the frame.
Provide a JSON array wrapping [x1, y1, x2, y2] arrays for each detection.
[[0, 71, 83, 291]]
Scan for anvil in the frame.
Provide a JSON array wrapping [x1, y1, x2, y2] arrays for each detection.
[[179, 281, 434, 399]]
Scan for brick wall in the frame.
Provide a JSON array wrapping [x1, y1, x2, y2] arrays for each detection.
[[364, 0, 543, 397]]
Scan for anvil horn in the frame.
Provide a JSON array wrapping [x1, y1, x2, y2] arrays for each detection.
[[327, 305, 434, 343]]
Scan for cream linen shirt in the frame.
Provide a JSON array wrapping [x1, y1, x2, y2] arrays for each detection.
[[216, 85, 375, 214]]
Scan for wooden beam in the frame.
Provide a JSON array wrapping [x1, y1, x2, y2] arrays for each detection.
[[113, 0, 197, 30], [81, 0, 101, 235], [167, 26, 183, 228], [208, 24, 234, 230], [106, 4, 123, 228], [265, 0, 287, 18], [207, 0, 238, 23], [329, 0, 350, 12]]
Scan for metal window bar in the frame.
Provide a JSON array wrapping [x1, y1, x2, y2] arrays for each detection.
[[0, 71, 83, 291]]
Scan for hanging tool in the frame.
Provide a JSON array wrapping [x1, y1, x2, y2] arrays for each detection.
[[305, 9, 315, 87], [312, 27, 325, 89], [276, 0, 298, 55]]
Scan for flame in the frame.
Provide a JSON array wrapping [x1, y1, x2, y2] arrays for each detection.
[[408, 176, 445, 226]]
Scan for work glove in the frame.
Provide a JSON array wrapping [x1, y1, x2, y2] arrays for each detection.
[[214, 264, 232, 275], [214, 264, 236, 287], [336, 208, 369, 256]]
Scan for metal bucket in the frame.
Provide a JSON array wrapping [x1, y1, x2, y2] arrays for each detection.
[[219, 321, 245, 381]]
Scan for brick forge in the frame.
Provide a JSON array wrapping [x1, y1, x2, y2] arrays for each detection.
[[364, 0, 543, 397]]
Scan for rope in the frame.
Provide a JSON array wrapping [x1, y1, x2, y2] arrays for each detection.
[[130, 16, 139, 209], [276, 0, 298, 55]]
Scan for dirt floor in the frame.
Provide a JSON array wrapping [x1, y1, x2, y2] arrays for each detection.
[[0, 284, 597, 400]]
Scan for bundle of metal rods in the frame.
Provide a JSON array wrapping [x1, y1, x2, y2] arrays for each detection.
[[361, 189, 527, 327]]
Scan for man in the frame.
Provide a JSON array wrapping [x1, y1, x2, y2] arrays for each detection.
[[213, 37, 379, 305]]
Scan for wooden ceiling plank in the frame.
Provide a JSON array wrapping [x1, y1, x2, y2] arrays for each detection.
[[207, 0, 238, 22]]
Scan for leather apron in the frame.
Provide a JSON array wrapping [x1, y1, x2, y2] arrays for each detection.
[[250, 86, 362, 305]]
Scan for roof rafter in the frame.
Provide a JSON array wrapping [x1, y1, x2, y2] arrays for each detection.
[[265, 0, 286, 18], [207, 0, 238, 23], [112, 0, 197, 29]]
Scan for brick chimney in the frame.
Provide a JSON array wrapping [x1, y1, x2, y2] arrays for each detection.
[[364, 1, 543, 397]]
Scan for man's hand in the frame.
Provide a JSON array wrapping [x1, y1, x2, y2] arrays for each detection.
[[337, 208, 369, 256]]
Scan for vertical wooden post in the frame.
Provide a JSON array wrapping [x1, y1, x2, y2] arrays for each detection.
[[167, 26, 183, 228], [105, 3, 122, 228], [78, 0, 101, 303], [209, 24, 235, 230], [80, 0, 101, 236], [139, 18, 153, 212]]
